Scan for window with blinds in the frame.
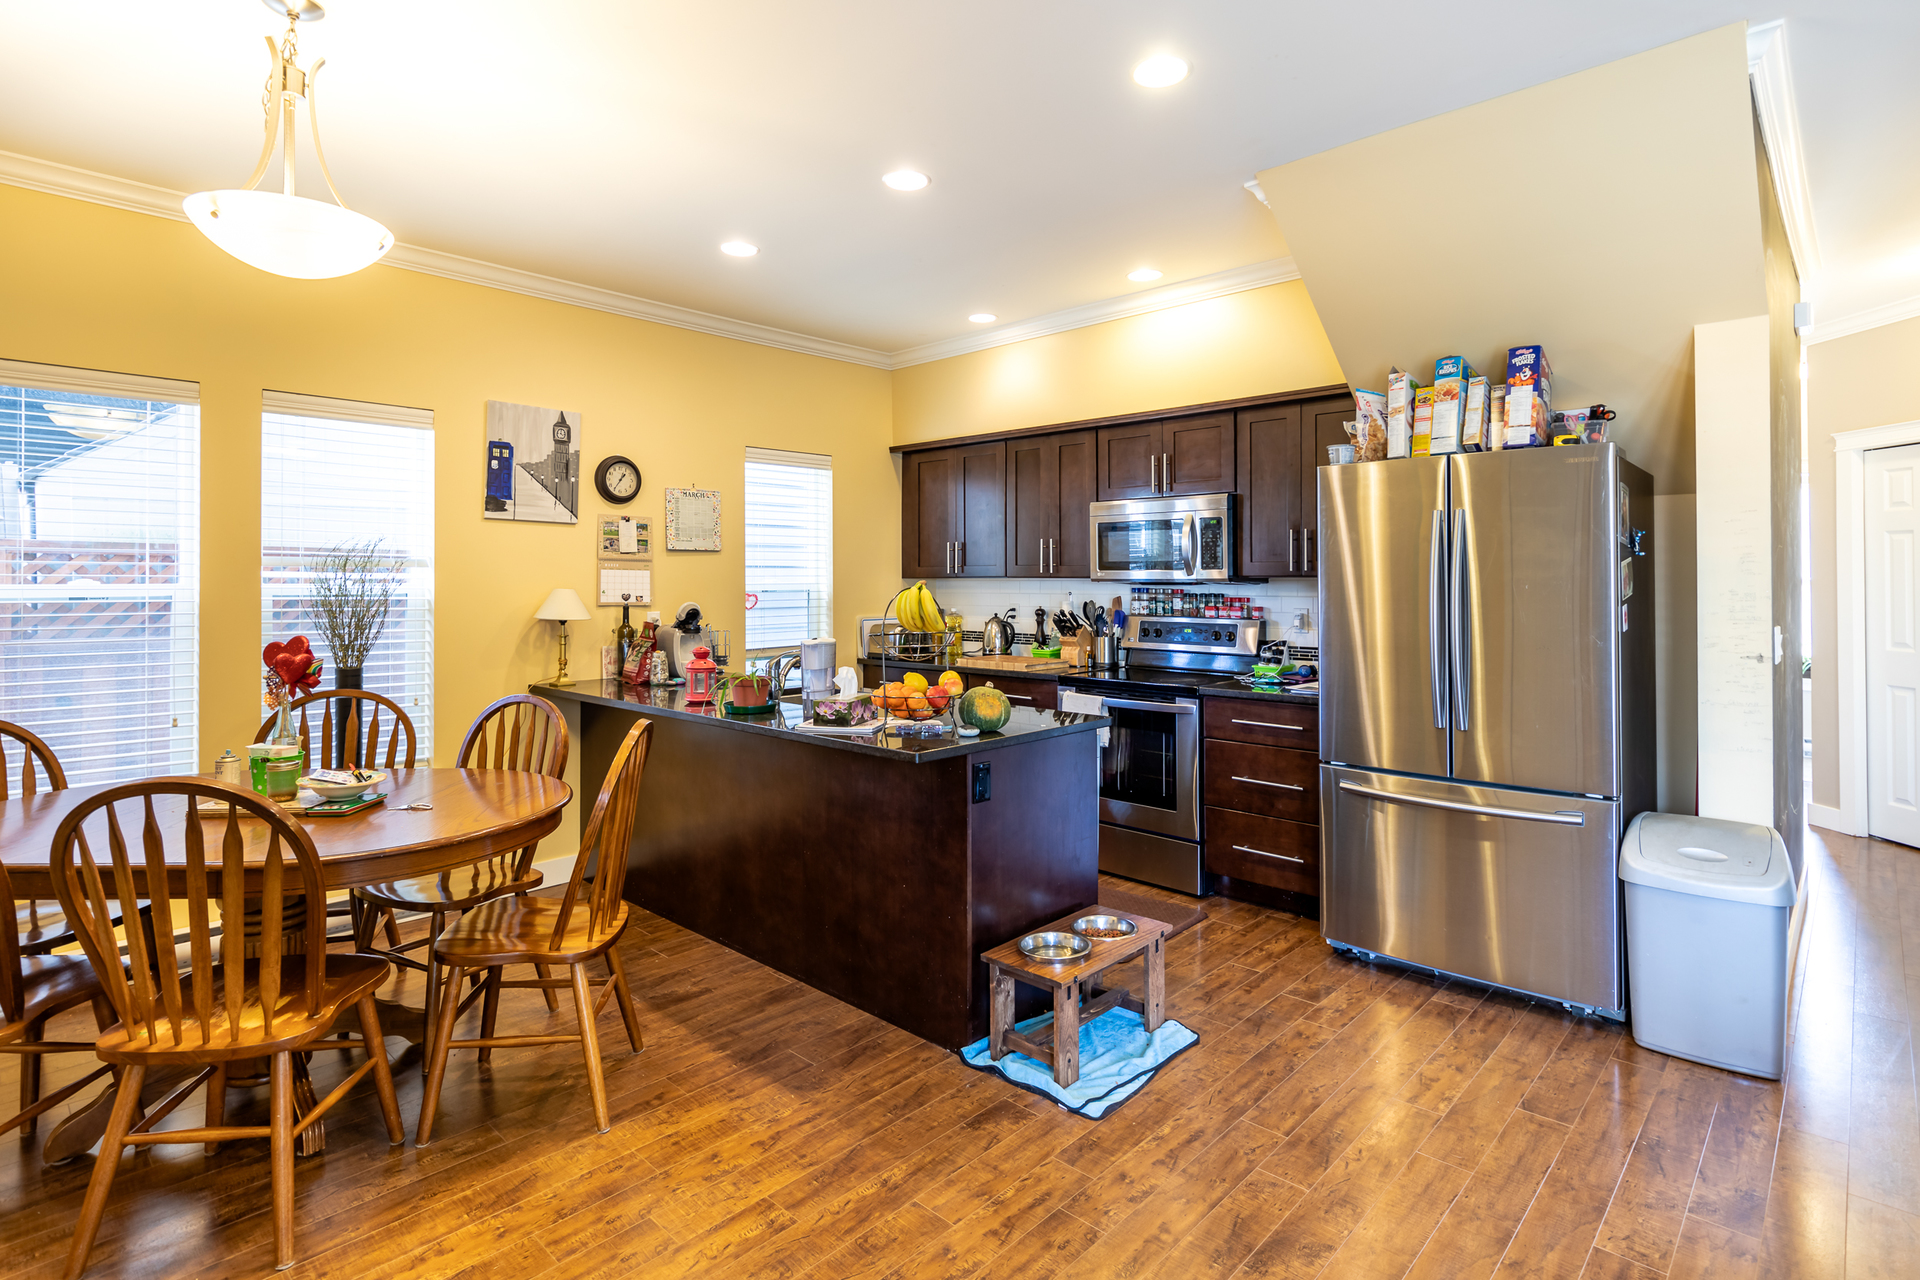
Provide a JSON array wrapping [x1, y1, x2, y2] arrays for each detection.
[[262, 393, 435, 758], [0, 360, 200, 787], [744, 447, 832, 654]]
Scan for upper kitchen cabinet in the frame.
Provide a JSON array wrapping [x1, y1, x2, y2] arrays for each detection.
[[901, 442, 1006, 577], [1237, 393, 1354, 577], [1007, 431, 1094, 578], [1095, 412, 1234, 501]]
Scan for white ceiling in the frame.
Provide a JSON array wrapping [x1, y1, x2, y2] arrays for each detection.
[[0, 1, 1913, 353]]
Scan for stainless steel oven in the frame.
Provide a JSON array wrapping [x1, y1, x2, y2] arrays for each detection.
[[1090, 492, 1234, 582]]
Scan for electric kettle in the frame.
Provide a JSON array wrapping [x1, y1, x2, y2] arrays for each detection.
[[981, 607, 1015, 656]]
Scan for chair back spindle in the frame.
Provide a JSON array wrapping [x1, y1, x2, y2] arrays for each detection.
[[458, 695, 569, 777], [51, 780, 327, 1051], [547, 720, 650, 952], [0, 720, 67, 801]]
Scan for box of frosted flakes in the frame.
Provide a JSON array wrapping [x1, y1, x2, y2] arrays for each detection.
[[1504, 345, 1553, 447], [1386, 368, 1420, 459]]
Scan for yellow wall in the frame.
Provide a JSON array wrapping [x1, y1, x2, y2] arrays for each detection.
[[1256, 23, 1767, 497], [0, 184, 897, 800], [890, 280, 1344, 444], [1807, 314, 1920, 811]]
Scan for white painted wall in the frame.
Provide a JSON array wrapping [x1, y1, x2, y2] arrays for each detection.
[[1694, 315, 1776, 825]]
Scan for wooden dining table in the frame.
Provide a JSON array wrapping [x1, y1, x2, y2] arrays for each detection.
[[0, 766, 572, 1159]]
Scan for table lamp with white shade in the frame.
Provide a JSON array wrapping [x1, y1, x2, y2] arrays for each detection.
[[534, 588, 593, 686]]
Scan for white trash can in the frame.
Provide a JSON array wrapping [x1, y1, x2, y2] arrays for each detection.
[[1619, 813, 1799, 1079]]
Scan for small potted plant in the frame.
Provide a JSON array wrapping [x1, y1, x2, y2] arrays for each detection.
[[718, 669, 774, 715]]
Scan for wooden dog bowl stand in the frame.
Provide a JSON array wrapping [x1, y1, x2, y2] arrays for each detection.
[[980, 909, 1171, 1087]]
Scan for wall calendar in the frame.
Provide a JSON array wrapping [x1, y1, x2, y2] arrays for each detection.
[[664, 487, 722, 551]]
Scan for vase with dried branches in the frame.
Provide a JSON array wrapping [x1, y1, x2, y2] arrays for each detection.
[[311, 538, 398, 759]]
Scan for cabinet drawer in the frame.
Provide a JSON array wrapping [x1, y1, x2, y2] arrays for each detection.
[[967, 673, 1057, 711], [1203, 699, 1317, 750], [1203, 739, 1318, 822], [1205, 807, 1319, 895]]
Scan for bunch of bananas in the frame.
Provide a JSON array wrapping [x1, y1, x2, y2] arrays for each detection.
[[893, 581, 946, 634]]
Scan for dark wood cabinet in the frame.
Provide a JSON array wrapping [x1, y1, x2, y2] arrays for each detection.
[[1203, 697, 1321, 911], [900, 442, 1006, 577], [1007, 431, 1094, 578], [1095, 412, 1234, 501], [1236, 394, 1354, 578]]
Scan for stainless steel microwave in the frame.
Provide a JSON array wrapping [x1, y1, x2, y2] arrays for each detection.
[[1089, 492, 1234, 582]]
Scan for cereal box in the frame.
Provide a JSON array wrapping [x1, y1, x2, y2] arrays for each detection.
[[1411, 386, 1437, 457], [1429, 378, 1465, 455], [1462, 376, 1490, 451], [1489, 385, 1508, 450], [1433, 356, 1478, 383], [1504, 345, 1553, 447], [1386, 368, 1420, 459]]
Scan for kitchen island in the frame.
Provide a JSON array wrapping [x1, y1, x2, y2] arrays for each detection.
[[541, 679, 1106, 1050]]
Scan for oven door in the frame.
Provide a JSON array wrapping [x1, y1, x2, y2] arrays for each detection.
[[1095, 695, 1200, 840]]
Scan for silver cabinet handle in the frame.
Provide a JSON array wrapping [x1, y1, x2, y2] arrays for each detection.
[[1288, 528, 1296, 572], [1163, 452, 1170, 492], [1049, 537, 1056, 573], [958, 540, 965, 572], [1429, 511, 1448, 730], [1304, 527, 1315, 574], [1231, 775, 1305, 791], [1336, 779, 1585, 826], [1231, 719, 1304, 731], [1233, 844, 1305, 864], [1451, 509, 1469, 731], [1001, 693, 1033, 702], [1149, 453, 1158, 493], [1098, 697, 1197, 715]]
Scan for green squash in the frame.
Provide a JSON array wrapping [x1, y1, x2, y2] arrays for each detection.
[[959, 685, 1013, 733]]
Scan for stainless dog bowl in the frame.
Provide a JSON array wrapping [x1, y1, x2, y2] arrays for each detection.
[[1071, 914, 1138, 940], [1017, 931, 1092, 962]]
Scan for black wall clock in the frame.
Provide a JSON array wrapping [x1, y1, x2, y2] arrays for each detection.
[[594, 455, 642, 504]]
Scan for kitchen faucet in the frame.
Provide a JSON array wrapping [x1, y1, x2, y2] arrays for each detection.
[[763, 650, 802, 699]]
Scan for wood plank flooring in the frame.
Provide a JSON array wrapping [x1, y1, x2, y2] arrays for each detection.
[[1, 824, 1915, 1278]]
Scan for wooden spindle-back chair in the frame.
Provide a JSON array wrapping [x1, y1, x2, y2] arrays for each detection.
[[353, 695, 570, 1035], [254, 689, 418, 949], [1, 720, 91, 956], [0, 859, 113, 1143], [417, 719, 651, 1143], [50, 779, 404, 1278], [251, 688, 417, 772]]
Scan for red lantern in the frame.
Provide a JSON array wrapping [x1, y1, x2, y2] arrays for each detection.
[[684, 645, 720, 704]]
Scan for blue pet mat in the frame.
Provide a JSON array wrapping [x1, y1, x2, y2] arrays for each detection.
[[959, 1007, 1198, 1119]]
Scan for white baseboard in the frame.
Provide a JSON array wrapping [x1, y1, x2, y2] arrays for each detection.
[[1807, 802, 1851, 835], [532, 852, 579, 889]]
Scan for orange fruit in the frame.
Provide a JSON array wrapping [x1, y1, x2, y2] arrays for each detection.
[[906, 693, 930, 714]]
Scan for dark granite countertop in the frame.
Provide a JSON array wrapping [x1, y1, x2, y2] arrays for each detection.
[[1196, 683, 1320, 706], [537, 679, 1106, 763], [858, 654, 1319, 707]]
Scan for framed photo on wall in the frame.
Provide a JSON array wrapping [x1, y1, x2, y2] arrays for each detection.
[[483, 400, 581, 524]]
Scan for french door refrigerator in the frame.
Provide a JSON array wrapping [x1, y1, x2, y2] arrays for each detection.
[[1317, 443, 1655, 1019]]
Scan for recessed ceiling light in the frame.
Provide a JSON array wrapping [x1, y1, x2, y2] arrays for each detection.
[[1132, 54, 1189, 88], [1128, 268, 1163, 282], [969, 313, 996, 324], [720, 241, 758, 257], [882, 170, 930, 192]]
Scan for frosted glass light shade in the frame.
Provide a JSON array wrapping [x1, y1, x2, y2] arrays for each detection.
[[183, 189, 394, 280]]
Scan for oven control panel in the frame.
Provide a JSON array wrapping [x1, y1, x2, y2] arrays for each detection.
[[1123, 616, 1264, 656]]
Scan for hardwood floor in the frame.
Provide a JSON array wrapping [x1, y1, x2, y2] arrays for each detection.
[[1, 825, 1916, 1279]]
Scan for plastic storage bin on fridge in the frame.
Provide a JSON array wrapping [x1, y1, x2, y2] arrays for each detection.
[[1619, 813, 1801, 1079]]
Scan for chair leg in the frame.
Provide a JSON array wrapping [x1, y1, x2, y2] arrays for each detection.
[[570, 964, 611, 1134], [534, 963, 559, 1011], [20, 1016, 44, 1137], [477, 967, 503, 1066], [203, 1064, 228, 1155], [269, 1054, 296, 1270], [62, 1063, 143, 1280], [605, 947, 644, 1054], [381, 908, 403, 950], [416, 963, 467, 1147], [356, 995, 404, 1146], [421, 909, 447, 1077]]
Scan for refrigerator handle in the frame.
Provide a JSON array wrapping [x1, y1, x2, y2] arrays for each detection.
[[1336, 779, 1587, 826], [1428, 510, 1448, 730], [1451, 509, 1470, 732]]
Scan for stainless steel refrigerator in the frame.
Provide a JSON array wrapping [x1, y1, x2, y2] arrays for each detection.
[[1317, 443, 1654, 1019]]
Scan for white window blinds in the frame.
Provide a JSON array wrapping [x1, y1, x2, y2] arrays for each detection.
[[262, 393, 435, 758], [744, 446, 832, 653], [0, 360, 200, 786]]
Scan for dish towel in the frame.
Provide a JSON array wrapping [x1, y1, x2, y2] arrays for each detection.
[[1058, 690, 1109, 747], [960, 1007, 1198, 1119]]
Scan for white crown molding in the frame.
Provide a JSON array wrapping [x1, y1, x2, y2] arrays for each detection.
[[0, 149, 893, 370], [1804, 292, 1920, 346], [887, 258, 1302, 368], [1, 147, 1301, 373], [1747, 20, 1822, 287], [1830, 418, 1920, 454]]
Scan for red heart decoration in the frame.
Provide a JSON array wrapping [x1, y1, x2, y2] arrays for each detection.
[[273, 654, 307, 686], [263, 641, 286, 666], [286, 635, 311, 656]]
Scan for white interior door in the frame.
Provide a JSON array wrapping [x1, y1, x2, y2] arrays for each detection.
[[1867, 443, 1920, 845]]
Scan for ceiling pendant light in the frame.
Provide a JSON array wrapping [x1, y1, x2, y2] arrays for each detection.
[[183, 0, 393, 280]]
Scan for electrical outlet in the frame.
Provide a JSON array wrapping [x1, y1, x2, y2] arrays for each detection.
[[971, 760, 991, 803]]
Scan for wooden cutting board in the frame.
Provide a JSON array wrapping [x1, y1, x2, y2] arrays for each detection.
[[958, 655, 1075, 674]]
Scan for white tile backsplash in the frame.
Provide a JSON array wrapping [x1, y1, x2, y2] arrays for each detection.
[[896, 577, 1322, 648]]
